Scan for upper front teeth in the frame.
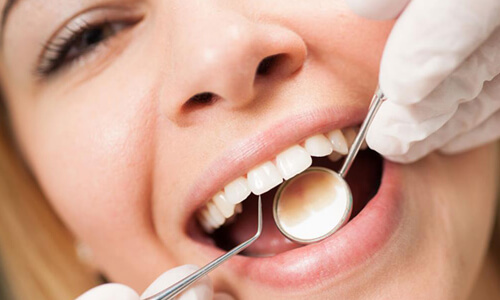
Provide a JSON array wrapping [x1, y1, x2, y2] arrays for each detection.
[[212, 192, 235, 217], [247, 161, 283, 194], [304, 134, 334, 157], [275, 145, 312, 180], [327, 129, 349, 155], [342, 127, 357, 148], [197, 127, 359, 232], [224, 177, 251, 204]]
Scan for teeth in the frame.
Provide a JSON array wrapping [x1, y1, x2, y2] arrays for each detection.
[[304, 134, 333, 157], [276, 145, 312, 180], [328, 151, 343, 162], [247, 161, 283, 195], [326, 129, 348, 155], [197, 126, 361, 234], [207, 202, 225, 226], [235, 203, 242, 214], [200, 208, 219, 230], [212, 192, 235, 218], [224, 177, 251, 204], [360, 140, 368, 150], [197, 211, 215, 233], [342, 127, 357, 149]]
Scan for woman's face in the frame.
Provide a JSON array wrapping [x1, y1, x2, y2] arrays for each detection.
[[1, 0, 498, 299]]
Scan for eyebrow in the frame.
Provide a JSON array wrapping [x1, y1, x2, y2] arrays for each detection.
[[1, 0, 16, 29]]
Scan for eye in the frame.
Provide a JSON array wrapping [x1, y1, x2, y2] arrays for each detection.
[[37, 20, 132, 76]]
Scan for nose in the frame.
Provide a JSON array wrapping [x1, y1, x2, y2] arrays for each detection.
[[161, 6, 307, 119]]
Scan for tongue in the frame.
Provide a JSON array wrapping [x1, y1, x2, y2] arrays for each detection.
[[212, 191, 301, 256]]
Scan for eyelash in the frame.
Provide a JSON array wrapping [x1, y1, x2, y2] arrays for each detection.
[[37, 19, 129, 77]]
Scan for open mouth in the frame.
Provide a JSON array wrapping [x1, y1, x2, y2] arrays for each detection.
[[188, 126, 383, 257]]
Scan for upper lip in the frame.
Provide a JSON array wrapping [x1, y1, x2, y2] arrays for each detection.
[[182, 103, 368, 227]]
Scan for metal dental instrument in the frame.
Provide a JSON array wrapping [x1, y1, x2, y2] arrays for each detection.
[[144, 196, 263, 300], [273, 88, 386, 244], [338, 87, 386, 178]]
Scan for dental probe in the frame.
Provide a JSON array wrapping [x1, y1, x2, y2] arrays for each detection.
[[272, 88, 386, 244], [339, 87, 386, 177], [144, 196, 263, 300]]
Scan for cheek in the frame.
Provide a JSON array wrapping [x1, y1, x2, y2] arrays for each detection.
[[403, 145, 498, 295], [26, 78, 157, 250], [13, 53, 180, 286], [438, 146, 498, 265], [421, 146, 497, 244]]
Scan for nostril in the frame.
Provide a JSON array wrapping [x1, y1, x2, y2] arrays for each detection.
[[256, 54, 282, 76], [182, 92, 221, 112], [190, 92, 214, 104], [185, 92, 218, 106]]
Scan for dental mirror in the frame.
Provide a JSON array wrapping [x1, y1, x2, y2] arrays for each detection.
[[273, 88, 386, 244]]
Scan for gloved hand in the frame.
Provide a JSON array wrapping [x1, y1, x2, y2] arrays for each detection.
[[75, 264, 232, 300], [346, 0, 500, 162]]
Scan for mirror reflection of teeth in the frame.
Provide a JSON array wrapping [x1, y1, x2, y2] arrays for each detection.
[[196, 126, 360, 233]]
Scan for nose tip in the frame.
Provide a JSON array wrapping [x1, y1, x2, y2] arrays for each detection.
[[163, 15, 307, 120]]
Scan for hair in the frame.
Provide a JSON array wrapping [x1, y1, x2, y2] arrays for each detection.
[[0, 106, 498, 300]]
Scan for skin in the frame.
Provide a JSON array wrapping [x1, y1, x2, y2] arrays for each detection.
[[0, 0, 499, 299]]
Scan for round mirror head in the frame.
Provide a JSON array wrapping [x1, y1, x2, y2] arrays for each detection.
[[273, 167, 353, 244]]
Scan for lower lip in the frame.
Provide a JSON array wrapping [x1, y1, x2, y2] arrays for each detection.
[[192, 159, 403, 289]]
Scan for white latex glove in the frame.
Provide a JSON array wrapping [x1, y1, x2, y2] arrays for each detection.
[[75, 264, 233, 300], [346, 0, 500, 162]]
